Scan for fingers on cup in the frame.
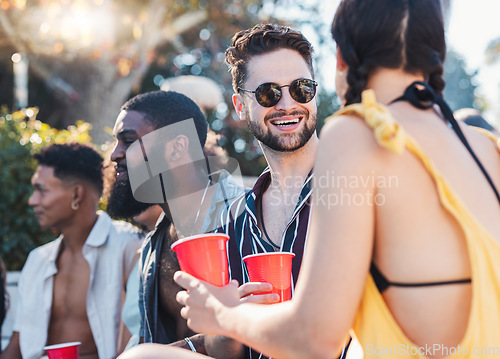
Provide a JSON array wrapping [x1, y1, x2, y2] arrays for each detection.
[[175, 271, 204, 292], [238, 282, 273, 298], [242, 293, 280, 304]]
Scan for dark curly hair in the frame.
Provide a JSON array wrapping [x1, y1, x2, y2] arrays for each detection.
[[225, 23, 314, 93], [121, 90, 208, 149], [34, 143, 104, 195], [332, 0, 446, 105]]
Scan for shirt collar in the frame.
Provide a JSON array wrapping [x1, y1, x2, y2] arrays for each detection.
[[210, 169, 246, 205], [246, 167, 313, 220], [47, 236, 63, 265], [84, 210, 111, 247]]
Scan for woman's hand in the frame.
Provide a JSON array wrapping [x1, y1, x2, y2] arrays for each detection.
[[175, 271, 240, 335], [175, 271, 280, 335], [238, 282, 280, 304]]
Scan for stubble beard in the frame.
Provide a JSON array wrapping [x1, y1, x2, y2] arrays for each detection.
[[245, 107, 317, 152]]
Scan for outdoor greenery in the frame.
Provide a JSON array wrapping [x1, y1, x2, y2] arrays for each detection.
[[0, 107, 92, 270]]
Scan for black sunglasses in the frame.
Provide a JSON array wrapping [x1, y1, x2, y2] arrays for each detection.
[[238, 78, 318, 108]]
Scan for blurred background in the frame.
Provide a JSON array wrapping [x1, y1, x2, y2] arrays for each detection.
[[0, 0, 499, 270]]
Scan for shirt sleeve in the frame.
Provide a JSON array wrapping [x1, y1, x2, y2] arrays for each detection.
[[12, 252, 33, 332], [138, 241, 147, 338]]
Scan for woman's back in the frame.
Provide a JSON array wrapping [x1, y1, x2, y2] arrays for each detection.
[[327, 71, 500, 355], [162, 1, 500, 358]]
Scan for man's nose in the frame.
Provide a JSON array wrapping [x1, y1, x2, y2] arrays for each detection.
[[110, 141, 124, 163], [274, 87, 298, 111], [28, 191, 38, 206]]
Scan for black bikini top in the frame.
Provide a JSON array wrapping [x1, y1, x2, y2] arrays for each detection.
[[370, 263, 471, 293], [371, 81, 499, 293]]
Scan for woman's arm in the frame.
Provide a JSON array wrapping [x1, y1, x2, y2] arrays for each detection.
[[176, 116, 381, 359]]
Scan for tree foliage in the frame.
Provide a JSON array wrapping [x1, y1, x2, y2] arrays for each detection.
[[0, 0, 342, 176], [0, 0, 276, 145]]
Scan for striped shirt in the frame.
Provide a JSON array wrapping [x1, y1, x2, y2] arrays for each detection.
[[219, 168, 351, 359], [219, 168, 313, 359], [221, 167, 313, 288]]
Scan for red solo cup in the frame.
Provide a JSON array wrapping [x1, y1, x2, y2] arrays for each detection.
[[171, 233, 230, 287], [243, 252, 295, 302], [43, 342, 81, 359]]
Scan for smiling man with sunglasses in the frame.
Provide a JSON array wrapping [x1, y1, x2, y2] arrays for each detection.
[[221, 24, 328, 359]]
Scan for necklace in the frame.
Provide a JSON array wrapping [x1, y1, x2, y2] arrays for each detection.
[[258, 196, 281, 250], [190, 179, 212, 236]]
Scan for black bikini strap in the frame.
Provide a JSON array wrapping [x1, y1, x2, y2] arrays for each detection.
[[391, 81, 500, 205], [371, 262, 471, 293]]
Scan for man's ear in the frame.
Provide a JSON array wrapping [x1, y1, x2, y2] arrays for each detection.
[[232, 93, 247, 121], [168, 135, 189, 162], [336, 48, 348, 72], [71, 183, 85, 208]]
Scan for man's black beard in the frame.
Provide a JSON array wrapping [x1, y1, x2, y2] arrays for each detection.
[[107, 176, 152, 220]]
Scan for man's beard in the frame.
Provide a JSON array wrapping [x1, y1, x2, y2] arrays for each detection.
[[246, 108, 317, 152], [107, 176, 152, 220]]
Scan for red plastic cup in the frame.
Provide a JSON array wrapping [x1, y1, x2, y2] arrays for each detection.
[[243, 252, 295, 302], [171, 233, 230, 287], [43, 342, 81, 359]]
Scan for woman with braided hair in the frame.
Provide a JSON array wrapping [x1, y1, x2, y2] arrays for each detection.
[[122, 0, 500, 358]]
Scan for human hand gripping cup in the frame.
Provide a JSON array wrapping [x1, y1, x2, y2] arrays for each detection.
[[171, 233, 231, 287], [171, 233, 279, 301], [243, 252, 295, 302], [175, 272, 241, 336], [171, 232, 279, 301], [174, 270, 282, 335]]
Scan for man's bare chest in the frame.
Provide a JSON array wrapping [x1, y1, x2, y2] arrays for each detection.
[[52, 254, 90, 318]]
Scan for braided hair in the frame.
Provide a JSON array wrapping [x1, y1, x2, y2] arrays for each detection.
[[332, 0, 445, 105]]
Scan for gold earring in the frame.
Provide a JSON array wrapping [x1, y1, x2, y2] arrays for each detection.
[[71, 201, 79, 211]]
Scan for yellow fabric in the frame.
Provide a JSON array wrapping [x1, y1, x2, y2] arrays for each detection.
[[330, 90, 500, 358], [469, 126, 500, 152]]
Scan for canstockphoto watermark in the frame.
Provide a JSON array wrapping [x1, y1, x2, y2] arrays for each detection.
[[270, 171, 399, 207], [365, 344, 500, 357]]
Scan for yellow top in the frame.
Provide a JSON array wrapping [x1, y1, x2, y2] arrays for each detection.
[[330, 90, 500, 358]]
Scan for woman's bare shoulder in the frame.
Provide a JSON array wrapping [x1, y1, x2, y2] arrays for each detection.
[[319, 113, 390, 167]]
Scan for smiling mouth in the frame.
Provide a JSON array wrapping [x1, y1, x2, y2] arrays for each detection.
[[270, 117, 302, 127]]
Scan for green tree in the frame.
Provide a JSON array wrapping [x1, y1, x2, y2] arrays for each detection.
[[0, 0, 276, 146]]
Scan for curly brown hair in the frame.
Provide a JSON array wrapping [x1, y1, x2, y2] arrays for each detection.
[[225, 23, 314, 93]]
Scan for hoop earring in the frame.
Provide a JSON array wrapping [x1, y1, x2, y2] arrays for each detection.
[[71, 201, 79, 211]]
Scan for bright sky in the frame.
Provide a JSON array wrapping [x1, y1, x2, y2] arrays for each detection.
[[447, 0, 500, 125], [312, 0, 500, 126]]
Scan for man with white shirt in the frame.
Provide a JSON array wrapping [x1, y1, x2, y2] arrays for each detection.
[[0, 143, 142, 359]]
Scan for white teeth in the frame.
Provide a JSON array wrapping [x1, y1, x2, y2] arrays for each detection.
[[273, 119, 299, 126]]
